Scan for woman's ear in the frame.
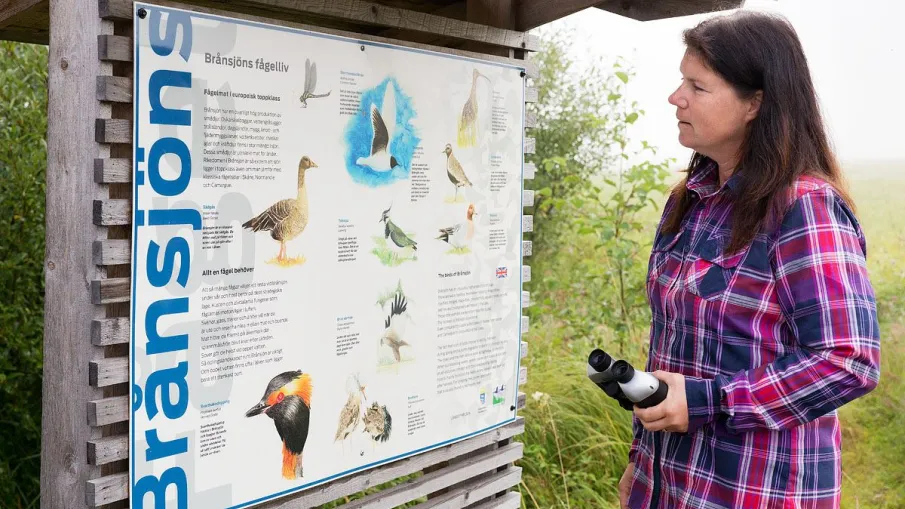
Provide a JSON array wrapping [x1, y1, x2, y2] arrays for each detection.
[[745, 90, 764, 122]]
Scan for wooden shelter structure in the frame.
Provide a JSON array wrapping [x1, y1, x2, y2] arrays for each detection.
[[0, 0, 742, 508]]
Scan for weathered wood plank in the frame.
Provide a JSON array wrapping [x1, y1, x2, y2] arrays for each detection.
[[92, 317, 130, 346], [525, 110, 536, 129], [522, 214, 533, 233], [95, 118, 131, 143], [518, 366, 527, 385], [0, 0, 44, 26], [517, 392, 526, 410], [98, 0, 132, 19], [521, 290, 530, 308], [88, 396, 129, 427], [94, 158, 132, 183], [520, 315, 529, 333], [340, 442, 523, 509], [97, 34, 132, 62], [522, 189, 534, 207], [257, 418, 525, 508], [522, 265, 530, 282], [523, 137, 535, 154], [93, 199, 130, 226], [523, 162, 535, 180], [96, 75, 132, 102], [87, 435, 128, 466], [89, 357, 128, 387], [468, 491, 521, 509], [415, 467, 521, 509], [524, 87, 537, 103], [521, 240, 532, 257], [86, 472, 129, 507], [93, 239, 130, 265], [90, 277, 130, 305]]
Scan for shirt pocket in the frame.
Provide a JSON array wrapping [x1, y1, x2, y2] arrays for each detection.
[[684, 235, 749, 301], [647, 229, 683, 287]]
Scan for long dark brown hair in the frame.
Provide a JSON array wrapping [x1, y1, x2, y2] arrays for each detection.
[[662, 10, 854, 253]]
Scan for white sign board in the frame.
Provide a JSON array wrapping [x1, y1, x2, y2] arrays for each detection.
[[129, 3, 526, 508]]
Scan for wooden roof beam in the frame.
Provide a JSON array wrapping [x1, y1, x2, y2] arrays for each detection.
[[595, 0, 745, 22], [515, 0, 604, 32], [0, 0, 47, 44]]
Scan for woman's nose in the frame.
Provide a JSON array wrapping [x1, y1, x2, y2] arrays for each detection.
[[669, 88, 687, 109]]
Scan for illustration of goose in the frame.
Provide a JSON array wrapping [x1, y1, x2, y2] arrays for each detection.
[[436, 203, 477, 251], [334, 374, 367, 452], [356, 82, 400, 172], [457, 69, 491, 148], [242, 156, 320, 263], [362, 401, 392, 443], [443, 144, 472, 201], [379, 205, 417, 252], [299, 58, 331, 107], [245, 370, 312, 480], [380, 292, 410, 363]]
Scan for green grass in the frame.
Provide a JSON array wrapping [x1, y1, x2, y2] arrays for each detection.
[[371, 235, 417, 266]]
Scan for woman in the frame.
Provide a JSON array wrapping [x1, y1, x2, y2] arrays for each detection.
[[619, 11, 881, 509]]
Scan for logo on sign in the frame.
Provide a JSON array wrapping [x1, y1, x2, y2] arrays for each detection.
[[479, 387, 487, 405], [496, 266, 508, 279], [492, 384, 506, 405]]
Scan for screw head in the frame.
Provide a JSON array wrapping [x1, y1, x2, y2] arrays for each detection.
[[137, 8, 147, 19], [360, 45, 365, 51]]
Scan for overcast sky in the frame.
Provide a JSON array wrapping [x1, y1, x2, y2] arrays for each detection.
[[540, 0, 905, 167]]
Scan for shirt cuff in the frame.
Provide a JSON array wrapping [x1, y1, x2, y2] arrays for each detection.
[[684, 376, 723, 433]]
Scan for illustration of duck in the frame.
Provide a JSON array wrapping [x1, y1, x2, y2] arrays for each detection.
[[457, 69, 491, 148], [242, 156, 320, 263], [246, 370, 312, 480], [362, 401, 392, 443], [436, 203, 477, 251], [380, 292, 410, 363], [443, 144, 473, 201], [379, 205, 417, 252], [299, 58, 331, 107], [356, 81, 400, 172], [334, 374, 366, 451]]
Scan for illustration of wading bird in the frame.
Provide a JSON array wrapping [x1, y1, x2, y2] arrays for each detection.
[[246, 370, 312, 480], [356, 81, 400, 172], [362, 401, 392, 444], [242, 156, 320, 264], [334, 374, 367, 453], [298, 58, 331, 107], [436, 203, 477, 252], [380, 292, 410, 363], [457, 69, 491, 148], [443, 144, 472, 202], [379, 205, 417, 252]]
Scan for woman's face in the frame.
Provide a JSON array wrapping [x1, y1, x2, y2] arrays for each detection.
[[668, 50, 761, 160]]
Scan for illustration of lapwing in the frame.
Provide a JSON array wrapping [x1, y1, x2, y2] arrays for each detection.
[[379, 205, 418, 252], [299, 58, 331, 107], [242, 156, 320, 264], [356, 81, 400, 172], [334, 374, 367, 453], [380, 292, 410, 363], [436, 203, 477, 252], [457, 69, 491, 148], [246, 370, 312, 480], [362, 401, 392, 444], [443, 144, 473, 202]]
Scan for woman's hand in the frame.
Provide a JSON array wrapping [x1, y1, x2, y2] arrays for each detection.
[[634, 371, 689, 433], [619, 462, 634, 509]]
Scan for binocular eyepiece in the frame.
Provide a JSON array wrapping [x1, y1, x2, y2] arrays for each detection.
[[586, 348, 668, 410]]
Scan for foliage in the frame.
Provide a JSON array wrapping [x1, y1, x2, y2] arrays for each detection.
[[0, 41, 48, 509]]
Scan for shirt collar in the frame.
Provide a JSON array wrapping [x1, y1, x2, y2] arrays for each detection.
[[686, 158, 742, 198]]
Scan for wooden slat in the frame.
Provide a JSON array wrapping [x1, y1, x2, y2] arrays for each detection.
[[101, 0, 539, 51], [0, 0, 44, 26], [518, 366, 527, 385], [89, 357, 128, 387], [521, 240, 532, 257], [468, 491, 521, 509], [521, 290, 530, 307], [93, 239, 131, 265], [521, 265, 530, 282], [87, 435, 128, 466], [517, 391, 526, 410], [96, 75, 132, 102], [93, 199, 130, 225], [521, 214, 533, 233], [94, 158, 132, 183], [520, 315, 528, 333], [523, 137, 535, 154], [92, 317, 130, 346], [522, 190, 534, 206], [523, 162, 535, 180], [95, 118, 131, 143], [340, 442, 523, 509], [86, 472, 129, 507], [415, 467, 521, 509], [91, 277, 130, 304], [525, 110, 536, 129], [98, 34, 132, 62], [524, 87, 537, 103], [88, 396, 129, 427], [520, 341, 527, 359]]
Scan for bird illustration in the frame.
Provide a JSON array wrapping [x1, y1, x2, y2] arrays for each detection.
[[443, 144, 472, 201], [334, 374, 367, 451], [436, 203, 477, 250], [457, 69, 491, 148], [362, 401, 392, 443], [246, 370, 312, 480], [379, 205, 417, 252], [242, 156, 320, 263], [380, 291, 410, 363], [299, 58, 331, 107], [356, 81, 400, 172]]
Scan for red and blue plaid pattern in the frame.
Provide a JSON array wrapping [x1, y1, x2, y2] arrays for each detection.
[[628, 160, 881, 509]]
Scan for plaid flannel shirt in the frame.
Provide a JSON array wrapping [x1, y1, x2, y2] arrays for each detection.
[[628, 160, 881, 509]]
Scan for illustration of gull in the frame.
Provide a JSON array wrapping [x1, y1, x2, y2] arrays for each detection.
[[335, 374, 366, 452], [299, 58, 331, 107], [380, 292, 410, 363], [443, 144, 472, 201], [356, 82, 400, 172], [436, 203, 477, 250], [379, 205, 417, 252], [457, 69, 491, 148]]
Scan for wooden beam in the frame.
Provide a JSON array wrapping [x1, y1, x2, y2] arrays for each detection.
[[0, 0, 43, 27], [596, 0, 744, 22], [516, 0, 601, 31], [91, 317, 130, 346], [465, 0, 513, 57]]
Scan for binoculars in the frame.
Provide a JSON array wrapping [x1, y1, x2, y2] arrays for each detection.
[[586, 348, 668, 410]]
